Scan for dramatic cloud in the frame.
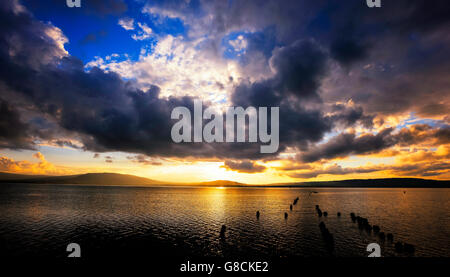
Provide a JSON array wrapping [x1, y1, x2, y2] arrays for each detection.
[[86, 34, 240, 102], [288, 159, 450, 179], [0, 152, 70, 175], [127, 155, 163, 166], [287, 161, 450, 179], [397, 145, 450, 164], [330, 38, 368, 67], [232, 39, 328, 105], [395, 124, 450, 146], [231, 39, 374, 152], [1, 0, 449, 181], [299, 125, 450, 163], [328, 102, 374, 128], [288, 145, 450, 179], [51, 139, 83, 149], [221, 160, 266, 173], [299, 128, 396, 163], [158, 0, 450, 121], [0, 1, 278, 160], [0, 100, 32, 149]]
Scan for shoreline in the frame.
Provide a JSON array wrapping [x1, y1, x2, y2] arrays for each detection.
[[1, 182, 450, 189]]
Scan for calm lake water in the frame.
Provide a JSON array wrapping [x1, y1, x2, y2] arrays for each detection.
[[0, 183, 449, 258]]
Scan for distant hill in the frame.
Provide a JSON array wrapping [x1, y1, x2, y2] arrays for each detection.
[[275, 178, 450, 188], [0, 172, 162, 186], [0, 172, 449, 188], [195, 180, 247, 187], [0, 172, 49, 180], [193, 178, 450, 188]]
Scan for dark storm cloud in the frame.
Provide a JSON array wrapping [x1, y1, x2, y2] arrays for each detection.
[[1, 0, 449, 165], [0, 100, 33, 149], [231, 39, 372, 151], [395, 124, 450, 146], [0, 0, 281, 159], [270, 40, 328, 99], [193, 0, 323, 43], [299, 125, 450, 163], [231, 85, 332, 152], [317, 0, 450, 118], [149, 0, 448, 58], [0, 1, 185, 155], [330, 38, 369, 67], [179, 0, 450, 120], [221, 160, 266, 174], [150, 1, 450, 76], [288, 161, 450, 179], [380, 0, 450, 33], [313, 0, 450, 64], [329, 104, 374, 128], [244, 27, 278, 59], [435, 128, 450, 145], [299, 128, 395, 163], [231, 39, 329, 106], [53, 139, 82, 149], [0, 3, 68, 69]]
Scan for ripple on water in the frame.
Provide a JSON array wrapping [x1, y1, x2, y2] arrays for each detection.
[[0, 184, 449, 257]]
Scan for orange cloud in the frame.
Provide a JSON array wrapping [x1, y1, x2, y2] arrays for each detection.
[[221, 160, 266, 173], [396, 145, 450, 163], [0, 152, 72, 175]]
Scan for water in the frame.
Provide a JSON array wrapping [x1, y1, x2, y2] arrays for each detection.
[[0, 183, 449, 258]]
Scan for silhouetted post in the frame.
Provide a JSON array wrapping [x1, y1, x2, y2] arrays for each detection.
[[284, 212, 288, 219], [373, 225, 380, 233], [318, 222, 334, 251], [387, 233, 394, 242], [290, 204, 293, 211], [404, 243, 415, 254], [337, 212, 341, 217], [220, 225, 226, 239], [356, 216, 369, 229], [256, 211, 260, 219], [395, 242, 403, 253], [319, 222, 326, 231]]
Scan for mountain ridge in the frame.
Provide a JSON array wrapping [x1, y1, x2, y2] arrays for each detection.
[[0, 172, 449, 187], [0, 172, 162, 186]]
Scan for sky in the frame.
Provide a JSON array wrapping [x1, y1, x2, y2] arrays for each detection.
[[0, 0, 449, 184]]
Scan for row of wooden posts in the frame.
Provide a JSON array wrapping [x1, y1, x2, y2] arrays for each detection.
[[219, 195, 415, 255]]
